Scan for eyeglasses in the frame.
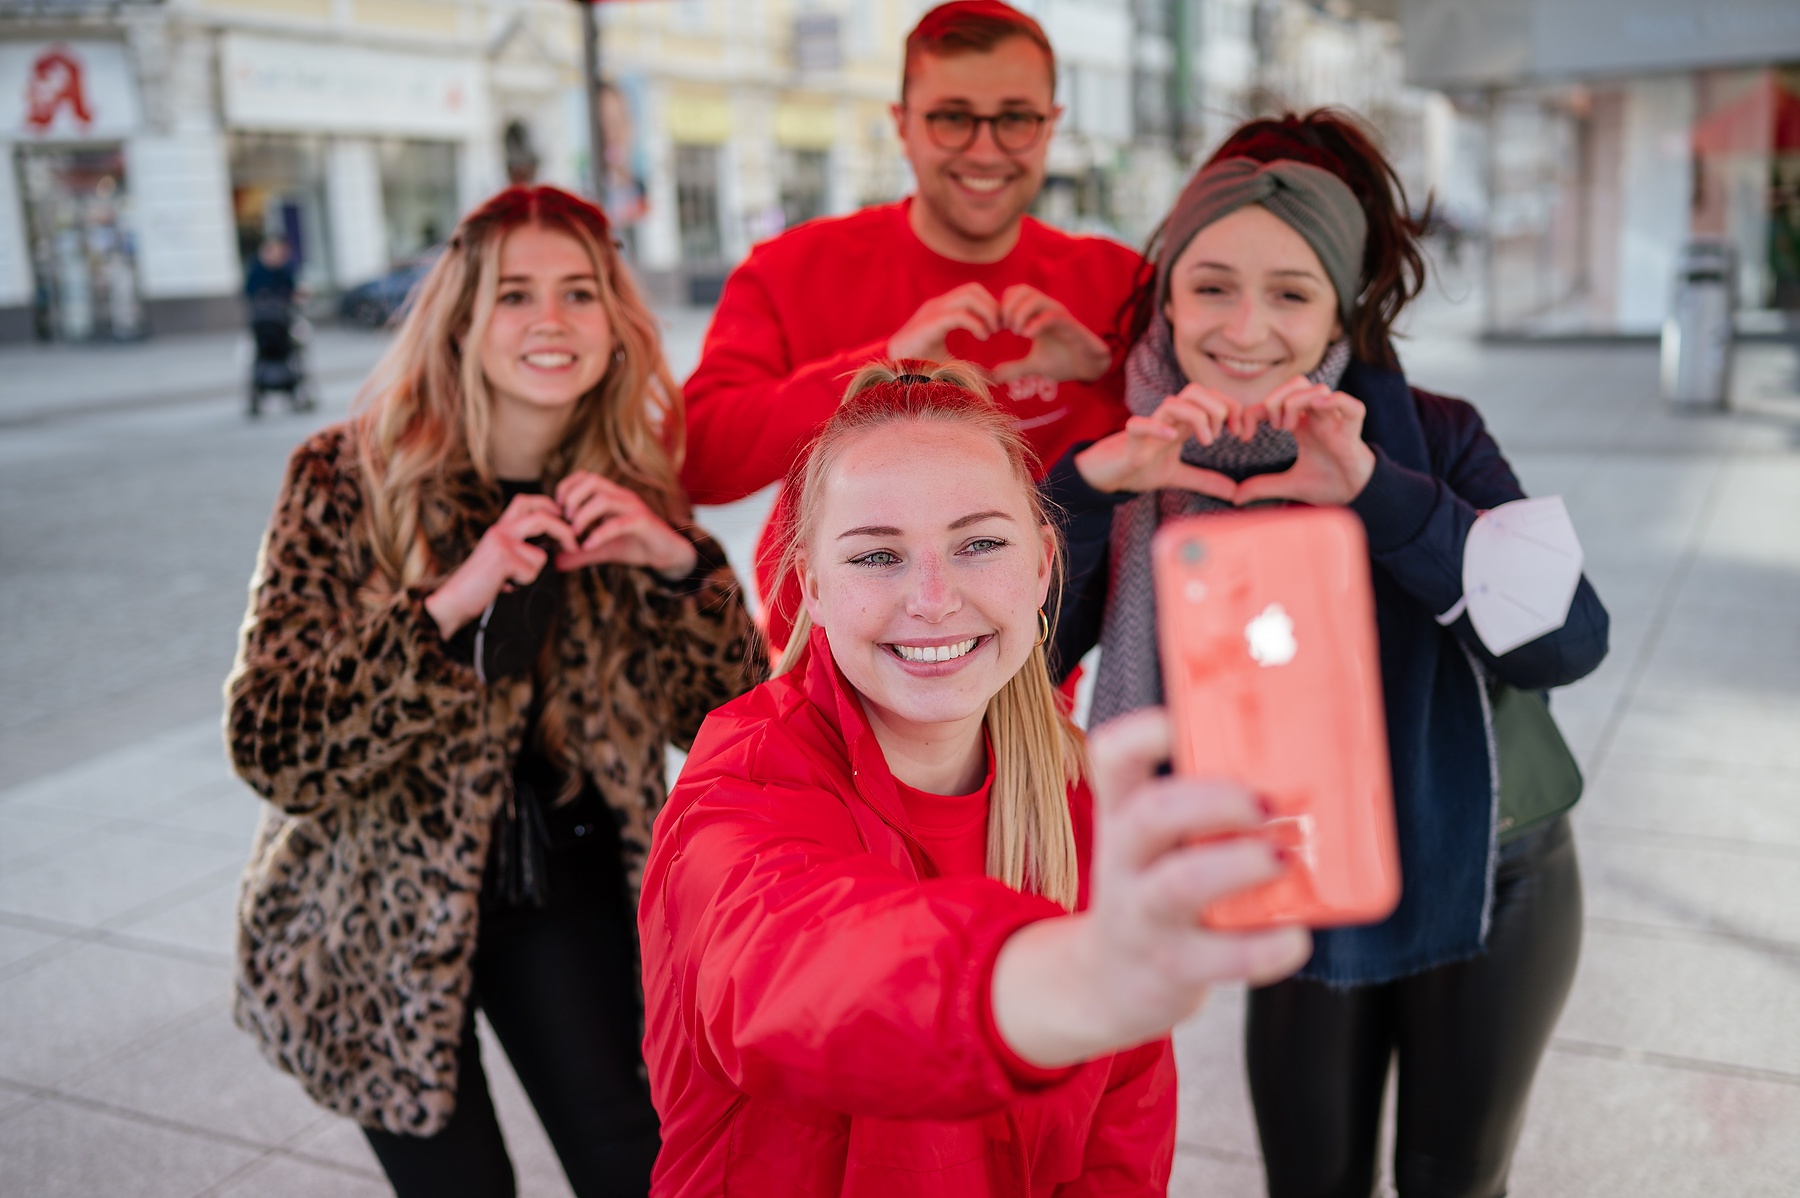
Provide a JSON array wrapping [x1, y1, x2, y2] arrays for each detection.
[[919, 108, 1049, 154]]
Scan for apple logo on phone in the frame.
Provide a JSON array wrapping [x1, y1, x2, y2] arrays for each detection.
[[1245, 603, 1298, 668]]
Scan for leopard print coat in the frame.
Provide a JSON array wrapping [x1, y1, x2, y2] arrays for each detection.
[[226, 424, 764, 1136]]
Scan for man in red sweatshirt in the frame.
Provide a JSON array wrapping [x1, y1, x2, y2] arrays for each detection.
[[681, 1, 1142, 647]]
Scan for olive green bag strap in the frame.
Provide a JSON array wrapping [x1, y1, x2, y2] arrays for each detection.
[[1493, 683, 1584, 843]]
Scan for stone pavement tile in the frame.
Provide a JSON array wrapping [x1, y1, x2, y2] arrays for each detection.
[[60, 1003, 325, 1149], [138, 773, 265, 845], [1556, 929, 1800, 1078], [1171, 985, 1259, 1160], [1579, 760, 1800, 848], [1564, 455, 1722, 547], [0, 1096, 260, 1198], [0, 1076, 34, 1121], [0, 941, 228, 1086], [1509, 1047, 1800, 1197], [1636, 608, 1800, 699], [0, 719, 233, 823], [0, 807, 104, 874], [0, 821, 246, 928], [207, 1154, 390, 1198], [0, 922, 69, 972], [110, 874, 240, 957], [1578, 828, 1800, 944], [1602, 692, 1800, 774], [280, 1112, 384, 1176], [1168, 1146, 1265, 1198], [1701, 458, 1800, 552], [1676, 557, 1800, 614], [1502, 450, 1603, 500]]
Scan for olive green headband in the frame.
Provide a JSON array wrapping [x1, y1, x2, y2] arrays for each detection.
[[1155, 157, 1368, 326]]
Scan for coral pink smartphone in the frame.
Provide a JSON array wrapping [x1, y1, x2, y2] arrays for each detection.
[[1152, 507, 1401, 930]]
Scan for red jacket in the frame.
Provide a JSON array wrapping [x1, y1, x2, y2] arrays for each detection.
[[679, 201, 1142, 646], [640, 628, 1176, 1197]]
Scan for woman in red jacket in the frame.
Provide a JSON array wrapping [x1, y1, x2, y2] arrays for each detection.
[[639, 362, 1311, 1196]]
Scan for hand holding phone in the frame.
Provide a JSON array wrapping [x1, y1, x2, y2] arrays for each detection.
[[1152, 507, 1400, 930]]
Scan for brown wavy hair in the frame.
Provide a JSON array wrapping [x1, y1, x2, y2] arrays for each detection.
[[1121, 107, 1431, 370], [352, 184, 685, 593], [350, 185, 685, 799], [775, 361, 1082, 910]]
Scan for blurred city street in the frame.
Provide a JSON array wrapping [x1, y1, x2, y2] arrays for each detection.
[[1, 275, 1797, 1196]]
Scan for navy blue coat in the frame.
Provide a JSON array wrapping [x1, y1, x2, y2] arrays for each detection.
[[1044, 359, 1610, 984]]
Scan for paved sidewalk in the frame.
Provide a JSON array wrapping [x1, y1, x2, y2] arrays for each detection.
[[1, 309, 1797, 1194]]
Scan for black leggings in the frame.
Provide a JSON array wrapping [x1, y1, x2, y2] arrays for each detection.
[[363, 824, 659, 1198], [1246, 815, 1582, 1198]]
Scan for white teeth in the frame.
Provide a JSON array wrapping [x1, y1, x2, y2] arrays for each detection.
[[893, 637, 979, 663], [524, 352, 574, 367], [956, 175, 1007, 193], [1217, 355, 1271, 373]]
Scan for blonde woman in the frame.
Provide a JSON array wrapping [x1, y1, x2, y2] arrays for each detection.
[[638, 363, 1310, 1196], [227, 186, 763, 1198]]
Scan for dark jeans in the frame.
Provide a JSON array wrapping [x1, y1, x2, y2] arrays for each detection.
[[1246, 815, 1582, 1198], [363, 813, 659, 1198]]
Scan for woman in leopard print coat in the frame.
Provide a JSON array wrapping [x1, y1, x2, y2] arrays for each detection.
[[226, 187, 763, 1196]]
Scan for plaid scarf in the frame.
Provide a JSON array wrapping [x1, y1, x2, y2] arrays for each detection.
[[1090, 318, 1350, 726]]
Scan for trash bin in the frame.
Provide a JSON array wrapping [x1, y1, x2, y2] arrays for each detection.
[[1660, 241, 1735, 409]]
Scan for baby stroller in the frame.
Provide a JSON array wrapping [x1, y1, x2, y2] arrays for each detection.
[[247, 292, 317, 417]]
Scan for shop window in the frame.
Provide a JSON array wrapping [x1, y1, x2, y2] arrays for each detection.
[[17, 146, 142, 341], [779, 148, 830, 230], [230, 132, 333, 294], [379, 139, 459, 262], [675, 143, 723, 264]]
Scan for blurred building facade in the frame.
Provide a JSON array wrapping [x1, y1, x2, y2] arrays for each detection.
[[1400, 0, 1800, 335], [0, 0, 590, 343], [0, 0, 1436, 342]]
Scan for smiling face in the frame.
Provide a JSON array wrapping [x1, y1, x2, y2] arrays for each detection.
[[1163, 204, 1344, 407], [893, 37, 1059, 261], [477, 224, 614, 423], [801, 420, 1053, 740]]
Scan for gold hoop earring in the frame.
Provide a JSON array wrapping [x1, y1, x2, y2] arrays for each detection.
[[1035, 608, 1050, 647]]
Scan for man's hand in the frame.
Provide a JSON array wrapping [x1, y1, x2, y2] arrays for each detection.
[[887, 282, 1001, 363], [990, 284, 1111, 384]]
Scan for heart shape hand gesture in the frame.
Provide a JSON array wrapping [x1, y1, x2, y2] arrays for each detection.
[[553, 471, 699, 579], [1229, 377, 1375, 507], [886, 282, 1111, 384], [1075, 375, 1376, 507]]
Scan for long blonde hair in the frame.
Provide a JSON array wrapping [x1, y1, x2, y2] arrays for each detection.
[[352, 185, 685, 592], [777, 362, 1083, 909]]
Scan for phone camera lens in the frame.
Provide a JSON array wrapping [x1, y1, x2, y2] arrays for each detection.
[[1181, 540, 1205, 565]]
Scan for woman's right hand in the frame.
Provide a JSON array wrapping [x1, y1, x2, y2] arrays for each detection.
[[991, 709, 1311, 1069], [1072, 385, 1239, 500], [423, 494, 579, 639]]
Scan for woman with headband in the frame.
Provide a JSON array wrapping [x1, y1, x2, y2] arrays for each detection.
[[1045, 111, 1612, 1197]]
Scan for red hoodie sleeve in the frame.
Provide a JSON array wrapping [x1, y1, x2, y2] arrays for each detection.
[[652, 775, 1076, 1120], [1057, 1038, 1178, 1196], [680, 258, 890, 506]]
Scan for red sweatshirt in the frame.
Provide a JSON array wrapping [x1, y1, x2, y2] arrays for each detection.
[[680, 200, 1142, 644], [639, 627, 1177, 1197]]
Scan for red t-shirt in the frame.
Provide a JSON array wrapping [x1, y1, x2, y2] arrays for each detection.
[[680, 200, 1142, 647], [894, 742, 995, 881]]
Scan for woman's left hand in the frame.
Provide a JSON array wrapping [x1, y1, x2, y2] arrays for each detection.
[[554, 471, 698, 579], [1231, 377, 1376, 507]]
